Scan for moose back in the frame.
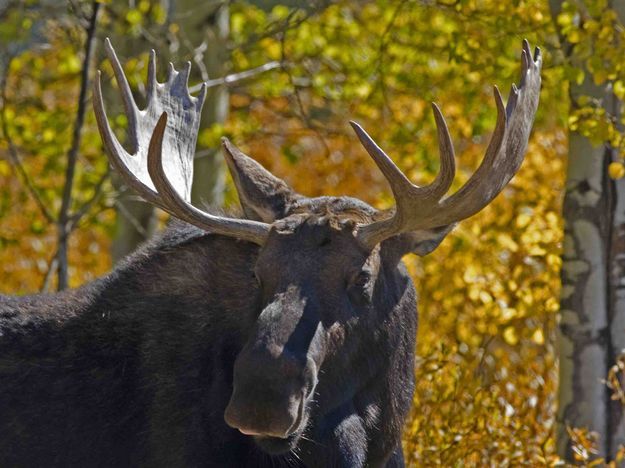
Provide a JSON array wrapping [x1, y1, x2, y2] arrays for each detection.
[[0, 40, 541, 467]]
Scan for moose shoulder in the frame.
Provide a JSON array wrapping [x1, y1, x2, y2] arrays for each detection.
[[0, 40, 541, 467]]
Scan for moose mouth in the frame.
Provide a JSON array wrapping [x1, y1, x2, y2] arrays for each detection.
[[252, 431, 302, 455], [248, 396, 309, 455]]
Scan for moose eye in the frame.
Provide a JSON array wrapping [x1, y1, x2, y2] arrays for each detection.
[[347, 271, 373, 306]]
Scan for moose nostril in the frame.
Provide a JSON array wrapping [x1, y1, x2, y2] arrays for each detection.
[[223, 398, 241, 430], [285, 391, 306, 436], [304, 357, 318, 394]]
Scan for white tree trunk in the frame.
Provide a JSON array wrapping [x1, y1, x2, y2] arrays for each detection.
[[553, 0, 625, 458], [557, 130, 611, 458]]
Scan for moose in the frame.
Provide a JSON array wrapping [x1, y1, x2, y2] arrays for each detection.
[[0, 39, 541, 467]]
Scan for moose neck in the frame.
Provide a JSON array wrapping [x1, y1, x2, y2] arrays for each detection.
[[94, 223, 263, 337]]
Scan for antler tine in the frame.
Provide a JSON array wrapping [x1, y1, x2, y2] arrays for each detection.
[[93, 70, 163, 208], [349, 102, 457, 244], [146, 49, 157, 100], [146, 114, 270, 244], [93, 39, 271, 245], [104, 38, 140, 153], [356, 40, 542, 250], [429, 103, 456, 200], [349, 121, 417, 202]]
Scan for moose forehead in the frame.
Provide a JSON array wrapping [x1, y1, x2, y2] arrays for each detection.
[[257, 196, 377, 267], [288, 196, 379, 220]]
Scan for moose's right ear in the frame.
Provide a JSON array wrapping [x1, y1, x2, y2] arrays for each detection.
[[221, 138, 304, 223]]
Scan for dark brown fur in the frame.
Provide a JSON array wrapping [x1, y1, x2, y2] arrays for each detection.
[[0, 196, 428, 467]]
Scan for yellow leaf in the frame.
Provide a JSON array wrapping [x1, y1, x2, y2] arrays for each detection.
[[613, 82, 624, 100], [125, 9, 142, 26], [479, 290, 493, 304], [503, 326, 518, 346], [515, 213, 531, 228], [501, 307, 517, 321], [609, 162, 625, 180], [532, 329, 545, 345], [528, 246, 547, 256], [567, 29, 580, 43], [0, 160, 10, 176]]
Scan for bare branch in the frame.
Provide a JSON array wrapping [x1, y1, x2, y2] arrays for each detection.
[[187, 61, 282, 93], [56, 1, 100, 291], [278, 17, 331, 157], [68, 167, 110, 231]]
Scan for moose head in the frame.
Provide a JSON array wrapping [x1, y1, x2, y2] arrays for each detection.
[[93, 38, 541, 456]]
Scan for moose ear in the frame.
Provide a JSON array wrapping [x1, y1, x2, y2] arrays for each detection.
[[381, 224, 456, 262], [221, 138, 304, 222]]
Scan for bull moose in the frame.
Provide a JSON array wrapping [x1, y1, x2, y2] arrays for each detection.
[[0, 39, 541, 467]]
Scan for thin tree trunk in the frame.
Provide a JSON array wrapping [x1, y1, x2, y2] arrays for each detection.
[[56, 2, 100, 289], [557, 132, 612, 458], [552, 0, 625, 459]]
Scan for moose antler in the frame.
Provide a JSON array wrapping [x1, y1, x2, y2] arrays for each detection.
[[93, 39, 270, 244], [352, 40, 542, 250]]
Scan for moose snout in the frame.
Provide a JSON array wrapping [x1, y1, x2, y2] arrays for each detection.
[[224, 349, 317, 438], [224, 387, 306, 438]]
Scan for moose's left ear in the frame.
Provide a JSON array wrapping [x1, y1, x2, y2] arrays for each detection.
[[221, 138, 304, 223], [381, 224, 456, 262]]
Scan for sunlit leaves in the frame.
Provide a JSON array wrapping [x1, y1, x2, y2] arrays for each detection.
[[609, 162, 625, 180], [398, 127, 564, 463], [224, 0, 568, 463], [556, 1, 625, 169], [0, 0, 613, 463]]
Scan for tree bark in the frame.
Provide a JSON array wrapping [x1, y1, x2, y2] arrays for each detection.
[[608, 149, 625, 456], [552, 0, 625, 459], [607, 1, 625, 455], [557, 129, 612, 459]]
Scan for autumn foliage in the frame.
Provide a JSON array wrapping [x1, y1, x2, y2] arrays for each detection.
[[2, 0, 625, 465]]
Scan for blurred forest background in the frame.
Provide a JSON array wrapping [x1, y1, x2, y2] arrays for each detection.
[[3, 0, 625, 465]]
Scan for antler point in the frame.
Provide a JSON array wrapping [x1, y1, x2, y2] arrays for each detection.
[[349, 120, 363, 131]]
